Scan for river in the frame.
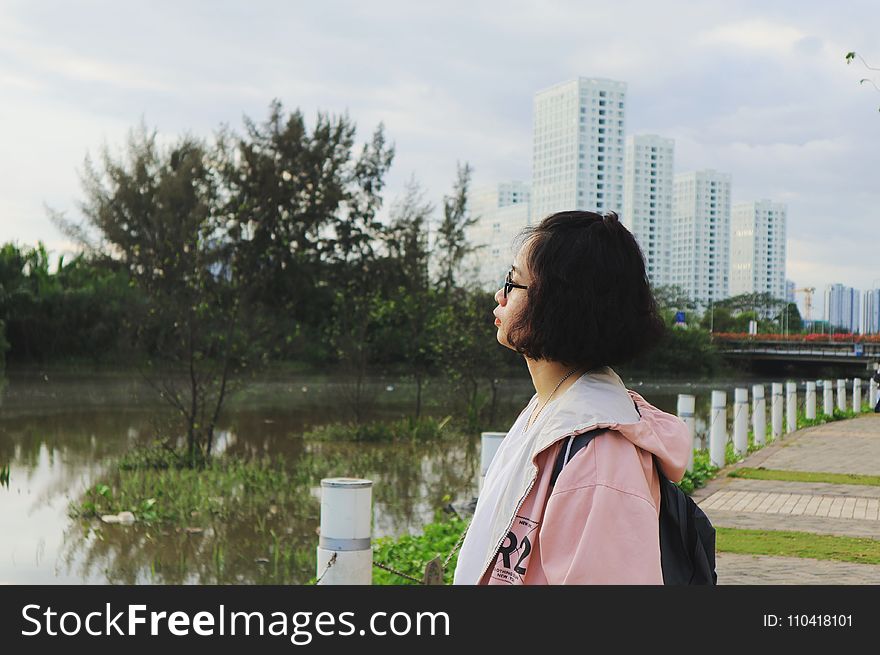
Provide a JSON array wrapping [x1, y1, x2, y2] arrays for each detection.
[[0, 368, 827, 584]]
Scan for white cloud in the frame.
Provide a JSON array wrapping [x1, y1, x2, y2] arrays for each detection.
[[698, 19, 806, 54], [0, 0, 877, 296]]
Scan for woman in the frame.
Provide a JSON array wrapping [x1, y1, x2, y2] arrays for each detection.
[[453, 210, 691, 585]]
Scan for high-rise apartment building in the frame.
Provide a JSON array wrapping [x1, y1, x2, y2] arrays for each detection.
[[464, 182, 531, 290], [623, 135, 674, 286], [825, 284, 861, 333], [729, 200, 787, 300], [531, 78, 626, 223], [864, 289, 880, 334], [670, 170, 731, 306]]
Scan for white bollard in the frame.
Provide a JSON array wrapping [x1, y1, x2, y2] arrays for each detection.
[[709, 391, 727, 468], [837, 379, 847, 412], [480, 432, 506, 492], [752, 385, 766, 446], [317, 478, 373, 585], [823, 380, 834, 416], [805, 382, 816, 420], [853, 378, 862, 413], [771, 383, 783, 441], [785, 381, 797, 434], [677, 394, 696, 472], [734, 388, 749, 457]]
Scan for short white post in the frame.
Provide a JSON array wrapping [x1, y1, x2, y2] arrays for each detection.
[[480, 432, 506, 492], [837, 379, 847, 412], [317, 478, 373, 585], [709, 390, 727, 468], [733, 388, 748, 457], [823, 380, 834, 416], [853, 378, 862, 413], [677, 394, 696, 472], [785, 381, 797, 434], [805, 382, 816, 420], [752, 385, 766, 446], [871, 378, 878, 409], [771, 383, 783, 441]]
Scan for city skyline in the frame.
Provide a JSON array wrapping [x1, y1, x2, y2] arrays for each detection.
[[0, 2, 877, 319]]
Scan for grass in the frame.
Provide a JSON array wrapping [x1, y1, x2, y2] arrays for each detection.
[[371, 510, 469, 585], [303, 414, 458, 442], [729, 467, 880, 487], [72, 445, 306, 524], [716, 527, 880, 565]]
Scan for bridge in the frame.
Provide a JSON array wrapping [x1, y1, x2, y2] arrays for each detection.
[[711, 333, 880, 373]]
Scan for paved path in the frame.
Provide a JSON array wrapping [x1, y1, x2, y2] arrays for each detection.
[[693, 414, 880, 584], [716, 553, 880, 584]]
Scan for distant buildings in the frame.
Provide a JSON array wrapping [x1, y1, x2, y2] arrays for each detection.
[[670, 170, 731, 307], [729, 200, 787, 300], [623, 135, 674, 287], [464, 182, 531, 290], [825, 284, 861, 333], [864, 289, 880, 334], [531, 78, 626, 222], [452, 76, 880, 317]]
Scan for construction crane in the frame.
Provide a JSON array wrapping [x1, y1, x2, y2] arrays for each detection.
[[794, 287, 816, 321]]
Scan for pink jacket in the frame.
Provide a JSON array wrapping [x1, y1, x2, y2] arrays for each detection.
[[452, 368, 691, 585]]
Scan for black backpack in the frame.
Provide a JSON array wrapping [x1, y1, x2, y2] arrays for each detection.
[[551, 427, 717, 585]]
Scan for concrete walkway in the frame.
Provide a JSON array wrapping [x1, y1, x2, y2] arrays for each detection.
[[692, 413, 880, 584]]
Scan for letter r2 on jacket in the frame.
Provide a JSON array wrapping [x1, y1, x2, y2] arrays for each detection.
[[490, 516, 539, 584]]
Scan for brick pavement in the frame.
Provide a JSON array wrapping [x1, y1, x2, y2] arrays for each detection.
[[716, 553, 880, 584], [693, 414, 880, 584]]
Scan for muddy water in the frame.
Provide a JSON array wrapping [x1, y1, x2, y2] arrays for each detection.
[[0, 369, 782, 583]]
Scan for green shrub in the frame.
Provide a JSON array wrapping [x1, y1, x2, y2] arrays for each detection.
[[372, 510, 469, 585], [303, 415, 457, 442], [678, 450, 717, 495]]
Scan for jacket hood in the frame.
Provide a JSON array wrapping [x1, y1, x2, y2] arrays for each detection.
[[531, 368, 691, 484]]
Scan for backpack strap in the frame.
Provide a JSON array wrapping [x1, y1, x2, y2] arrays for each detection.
[[550, 396, 642, 487], [550, 428, 605, 487]]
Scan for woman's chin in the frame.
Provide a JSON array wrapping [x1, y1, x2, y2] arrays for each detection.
[[496, 331, 513, 350]]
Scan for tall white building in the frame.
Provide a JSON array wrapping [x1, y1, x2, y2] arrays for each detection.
[[729, 201, 787, 300], [670, 170, 732, 307], [864, 289, 880, 334], [464, 182, 531, 290], [825, 284, 860, 333], [623, 135, 674, 286], [531, 78, 626, 223]]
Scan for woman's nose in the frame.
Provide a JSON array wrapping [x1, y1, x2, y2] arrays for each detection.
[[495, 287, 506, 305]]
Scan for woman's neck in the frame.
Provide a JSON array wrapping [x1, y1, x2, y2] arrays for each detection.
[[525, 358, 584, 406]]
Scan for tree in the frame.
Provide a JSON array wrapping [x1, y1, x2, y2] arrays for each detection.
[[60, 126, 263, 467], [773, 302, 803, 334], [652, 284, 698, 325], [378, 178, 437, 418], [433, 163, 481, 293]]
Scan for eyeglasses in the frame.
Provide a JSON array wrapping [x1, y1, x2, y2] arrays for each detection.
[[503, 268, 528, 299]]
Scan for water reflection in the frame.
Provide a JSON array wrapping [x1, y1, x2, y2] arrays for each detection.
[[1, 371, 795, 584], [57, 437, 479, 584]]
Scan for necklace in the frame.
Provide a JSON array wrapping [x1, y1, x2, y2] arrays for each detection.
[[527, 367, 579, 430]]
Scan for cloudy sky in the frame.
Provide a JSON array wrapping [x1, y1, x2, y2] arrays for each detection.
[[1, 0, 878, 317]]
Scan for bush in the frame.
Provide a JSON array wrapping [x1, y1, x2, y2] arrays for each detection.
[[303, 415, 457, 442], [372, 510, 469, 585]]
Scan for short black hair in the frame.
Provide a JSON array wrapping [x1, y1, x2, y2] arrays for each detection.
[[506, 210, 664, 369]]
